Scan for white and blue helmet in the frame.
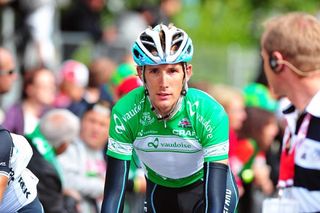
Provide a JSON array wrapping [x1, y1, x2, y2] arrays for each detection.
[[132, 24, 193, 66]]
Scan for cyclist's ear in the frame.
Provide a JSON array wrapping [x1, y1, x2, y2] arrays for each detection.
[[137, 66, 143, 81], [186, 64, 193, 82]]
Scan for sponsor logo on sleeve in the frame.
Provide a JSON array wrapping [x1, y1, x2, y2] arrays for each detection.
[[108, 138, 133, 155], [113, 114, 126, 134], [187, 101, 199, 116], [204, 141, 229, 157]]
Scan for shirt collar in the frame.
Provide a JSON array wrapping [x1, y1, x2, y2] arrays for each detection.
[[281, 90, 320, 118], [305, 90, 320, 117]]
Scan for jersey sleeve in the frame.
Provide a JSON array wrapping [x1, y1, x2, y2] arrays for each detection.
[[202, 108, 229, 162], [187, 89, 229, 162], [107, 108, 134, 161], [0, 130, 13, 177]]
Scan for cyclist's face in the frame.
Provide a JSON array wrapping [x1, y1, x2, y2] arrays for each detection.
[[140, 63, 192, 116]]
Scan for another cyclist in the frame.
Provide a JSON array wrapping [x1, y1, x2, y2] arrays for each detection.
[[101, 24, 238, 213], [0, 127, 43, 213]]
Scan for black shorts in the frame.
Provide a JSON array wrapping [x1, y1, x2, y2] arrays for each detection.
[[144, 169, 238, 213]]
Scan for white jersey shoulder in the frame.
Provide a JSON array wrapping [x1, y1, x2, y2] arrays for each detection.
[[0, 133, 38, 213]]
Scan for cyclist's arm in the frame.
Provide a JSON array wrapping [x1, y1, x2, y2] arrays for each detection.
[[204, 159, 228, 213], [101, 156, 130, 213], [0, 130, 12, 202]]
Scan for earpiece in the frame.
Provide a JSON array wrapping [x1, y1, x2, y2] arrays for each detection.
[[268, 51, 320, 76], [269, 55, 278, 71], [269, 52, 283, 73]]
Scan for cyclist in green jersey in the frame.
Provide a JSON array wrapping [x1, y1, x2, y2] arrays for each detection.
[[101, 24, 239, 213]]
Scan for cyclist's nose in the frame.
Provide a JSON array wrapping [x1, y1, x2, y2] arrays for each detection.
[[158, 71, 169, 88]]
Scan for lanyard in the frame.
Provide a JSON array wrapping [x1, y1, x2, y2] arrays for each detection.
[[278, 113, 312, 189], [284, 113, 312, 152], [295, 113, 311, 148]]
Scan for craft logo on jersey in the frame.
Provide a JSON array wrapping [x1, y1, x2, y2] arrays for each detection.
[[140, 112, 155, 126], [178, 118, 191, 128]]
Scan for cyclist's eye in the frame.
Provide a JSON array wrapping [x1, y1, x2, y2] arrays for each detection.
[[148, 69, 159, 74], [169, 69, 178, 74]]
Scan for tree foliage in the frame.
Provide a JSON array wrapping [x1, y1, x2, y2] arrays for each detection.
[[174, 0, 320, 47]]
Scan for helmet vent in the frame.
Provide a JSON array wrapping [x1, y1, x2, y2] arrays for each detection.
[[170, 42, 180, 54], [170, 32, 184, 54], [159, 30, 166, 53], [144, 43, 158, 56], [172, 32, 184, 45], [172, 32, 183, 42], [133, 49, 142, 59], [140, 33, 153, 43], [186, 45, 192, 54]]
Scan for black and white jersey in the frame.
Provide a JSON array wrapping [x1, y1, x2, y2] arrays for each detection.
[[281, 92, 320, 213], [0, 127, 38, 212]]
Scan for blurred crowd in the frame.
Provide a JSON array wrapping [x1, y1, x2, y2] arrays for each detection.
[[0, 0, 287, 213]]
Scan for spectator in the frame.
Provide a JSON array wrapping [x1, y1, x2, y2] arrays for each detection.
[[27, 108, 81, 213], [54, 59, 90, 116], [260, 12, 320, 212], [87, 56, 116, 105], [2, 67, 56, 135], [0, 47, 17, 95], [58, 101, 111, 213], [0, 47, 17, 123], [55, 60, 89, 106]]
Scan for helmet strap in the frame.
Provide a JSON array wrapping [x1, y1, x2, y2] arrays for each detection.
[[181, 62, 188, 96], [142, 66, 150, 96]]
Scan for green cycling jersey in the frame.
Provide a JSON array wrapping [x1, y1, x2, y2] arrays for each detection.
[[107, 87, 229, 188]]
